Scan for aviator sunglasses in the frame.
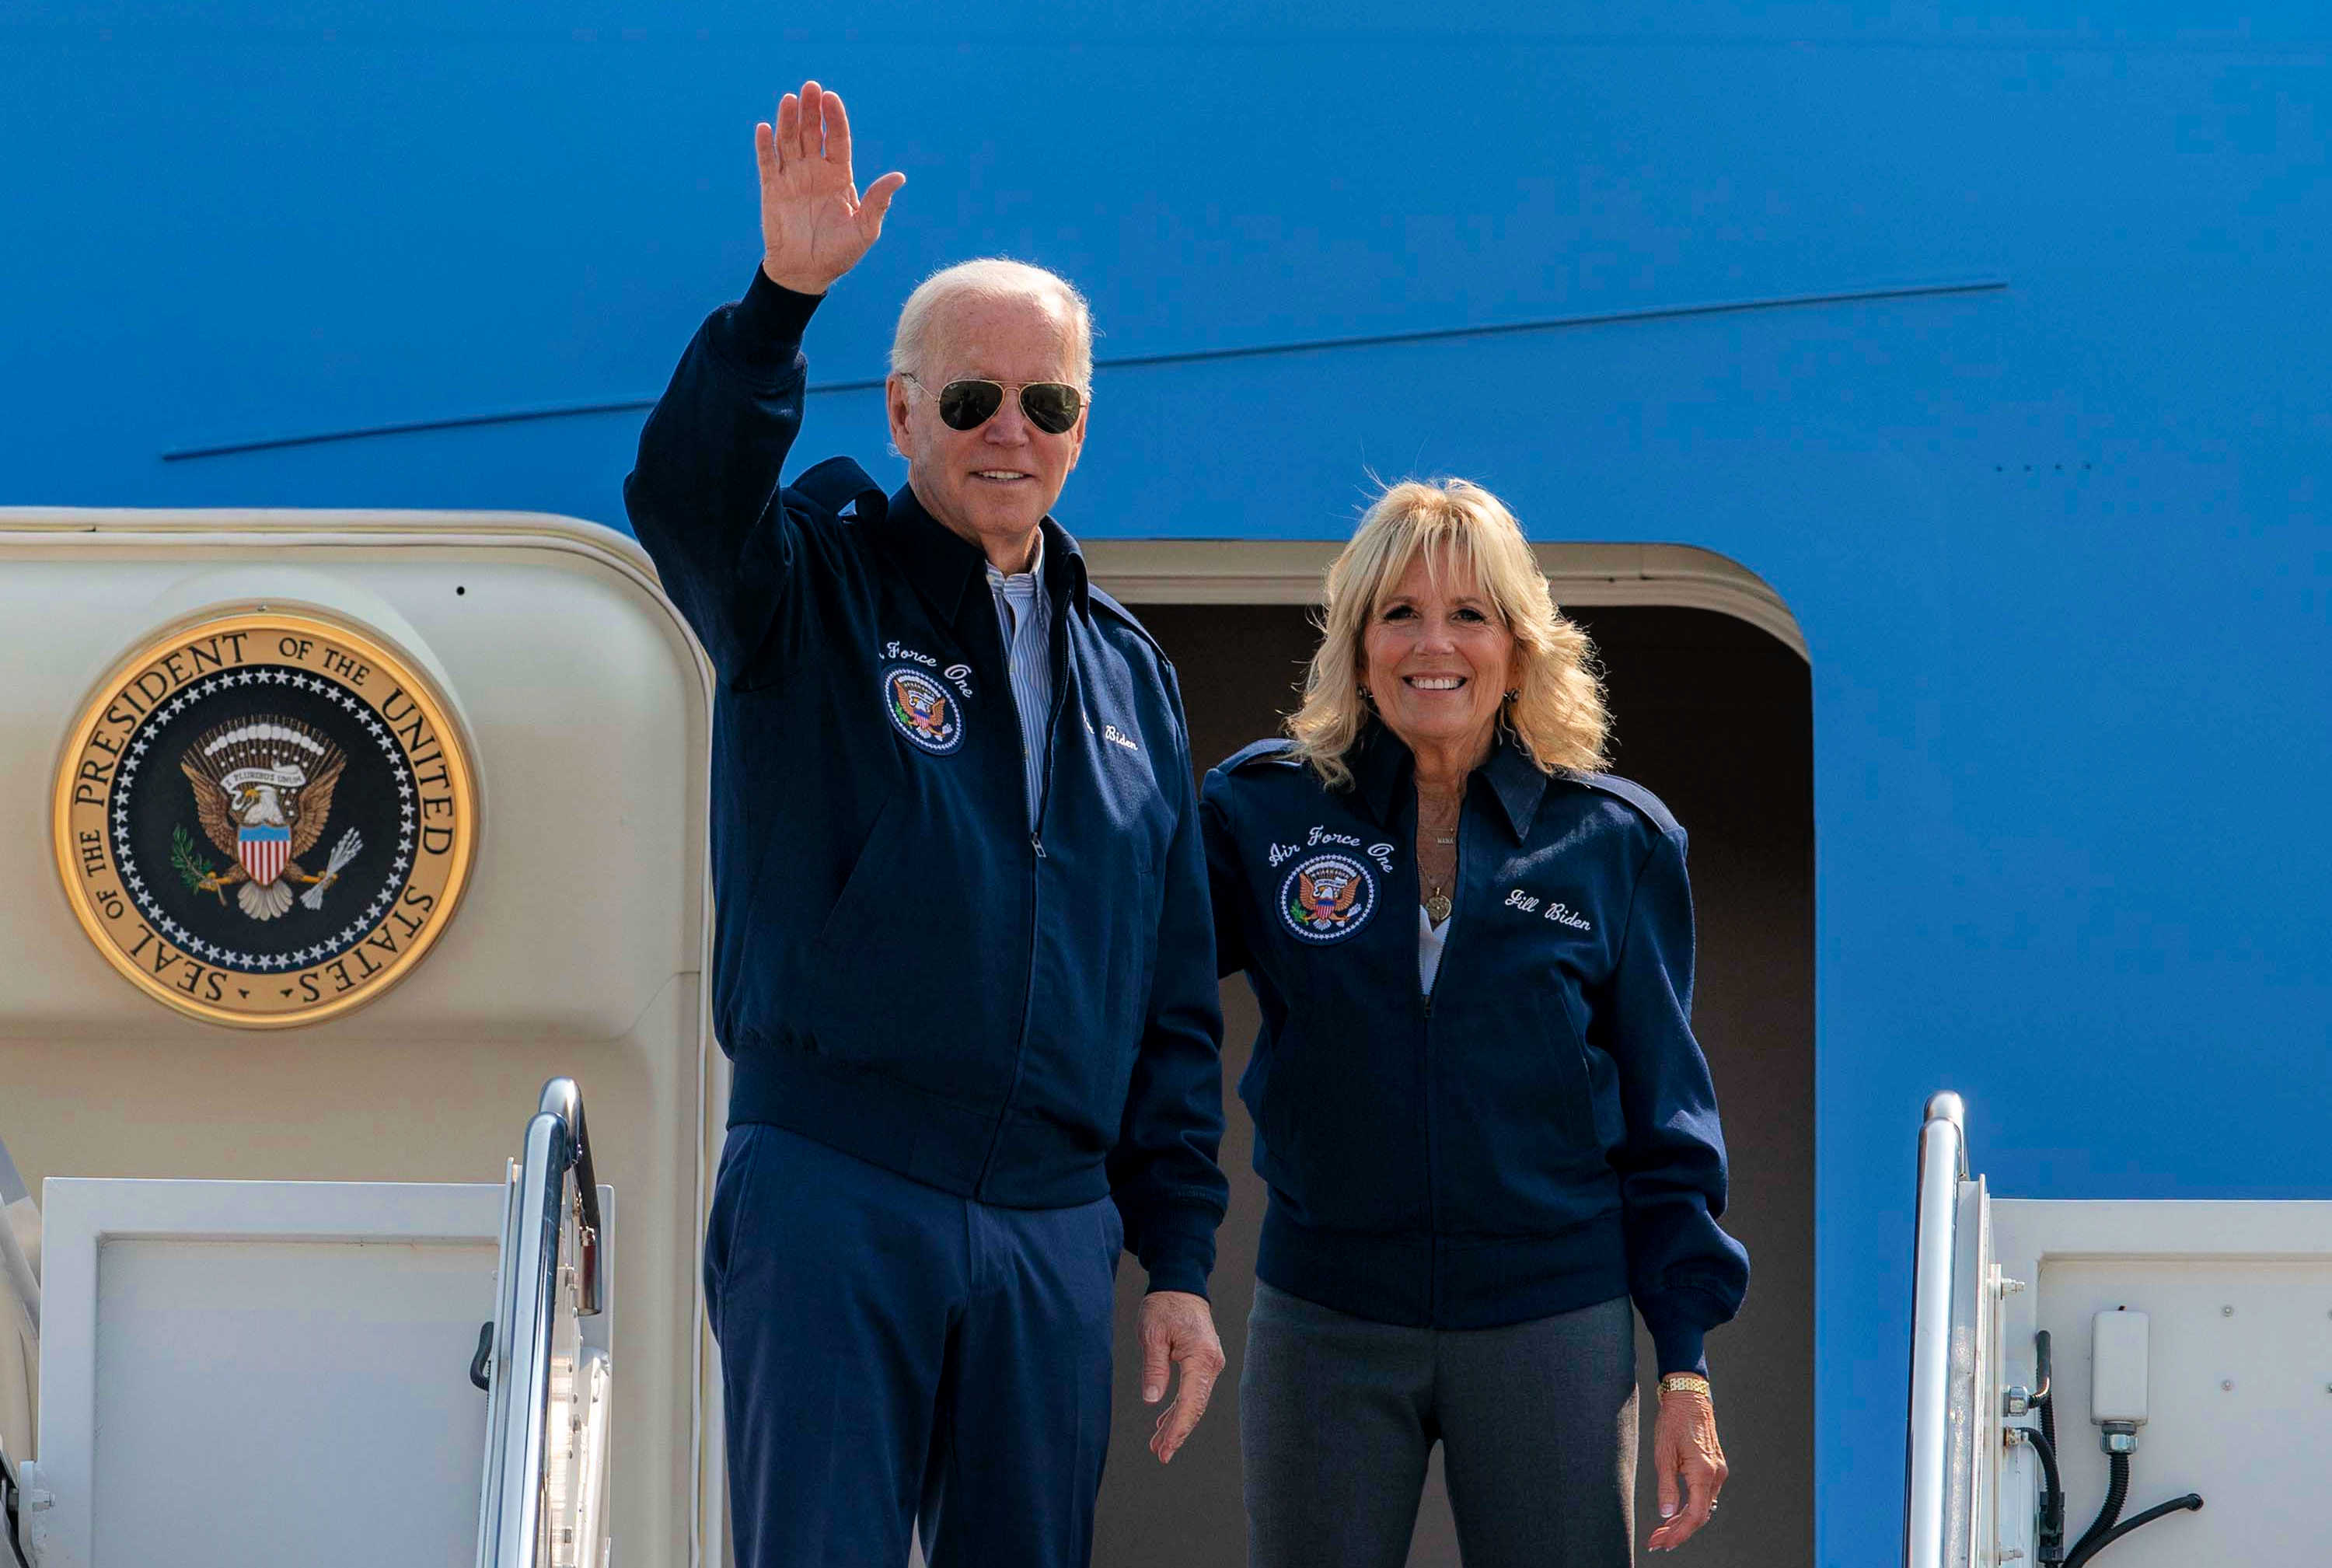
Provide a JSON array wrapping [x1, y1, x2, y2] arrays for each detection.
[[901, 372, 1086, 436]]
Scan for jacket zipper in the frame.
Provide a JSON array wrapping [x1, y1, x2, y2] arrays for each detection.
[[975, 599, 1072, 1193], [1417, 805, 1468, 1323], [1418, 978, 1439, 1322]]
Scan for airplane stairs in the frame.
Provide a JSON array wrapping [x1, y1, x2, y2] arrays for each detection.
[[0, 1078, 611, 1568]]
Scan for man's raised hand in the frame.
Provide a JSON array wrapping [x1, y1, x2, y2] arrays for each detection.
[[756, 81, 906, 296]]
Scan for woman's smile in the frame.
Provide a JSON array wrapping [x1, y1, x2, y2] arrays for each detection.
[[1363, 550, 1517, 769]]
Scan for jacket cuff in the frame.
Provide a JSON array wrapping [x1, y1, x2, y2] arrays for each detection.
[[727, 264, 824, 372], [1639, 1285, 1732, 1378], [1650, 1322, 1709, 1379], [1134, 1202, 1220, 1300]]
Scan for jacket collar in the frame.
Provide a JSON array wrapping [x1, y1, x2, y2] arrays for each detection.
[[1349, 720, 1552, 841], [875, 483, 1091, 628]]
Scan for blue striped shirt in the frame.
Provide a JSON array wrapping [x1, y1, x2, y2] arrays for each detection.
[[987, 539, 1052, 829]]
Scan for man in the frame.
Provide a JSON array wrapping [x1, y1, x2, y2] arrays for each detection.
[[624, 81, 1230, 1568]]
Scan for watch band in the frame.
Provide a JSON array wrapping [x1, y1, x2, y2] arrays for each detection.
[[1657, 1372, 1713, 1399]]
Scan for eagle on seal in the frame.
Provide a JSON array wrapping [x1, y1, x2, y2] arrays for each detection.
[[1296, 865, 1363, 927], [179, 715, 353, 921], [892, 672, 952, 741]]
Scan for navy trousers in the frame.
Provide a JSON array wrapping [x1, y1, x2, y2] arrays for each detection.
[[705, 1123, 1122, 1568]]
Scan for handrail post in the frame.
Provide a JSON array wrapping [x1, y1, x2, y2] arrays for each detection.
[[477, 1077, 607, 1568], [0, 1206, 36, 1343], [1904, 1091, 1968, 1568], [489, 1110, 569, 1568], [537, 1078, 602, 1318], [0, 1137, 37, 1339]]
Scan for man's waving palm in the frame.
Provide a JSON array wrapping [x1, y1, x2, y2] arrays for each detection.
[[756, 80, 905, 295]]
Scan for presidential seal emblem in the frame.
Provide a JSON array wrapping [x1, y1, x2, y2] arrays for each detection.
[[51, 609, 479, 1028], [1279, 852, 1377, 943], [881, 665, 965, 754]]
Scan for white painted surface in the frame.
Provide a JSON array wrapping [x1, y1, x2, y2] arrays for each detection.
[[1994, 1421, 2037, 1568], [0, 510, 721, 1568], [99, 1238, 493, 1566], [39, 1179, 508, 1568], [1992, 1200, 2332, 1567], [1953, 1176, 1995, 1568], [0, 532, 702, 1037], [2088, 1308, 2150, 1426]]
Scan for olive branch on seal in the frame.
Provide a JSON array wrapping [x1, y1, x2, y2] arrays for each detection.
[[170, 823, 217, 891]]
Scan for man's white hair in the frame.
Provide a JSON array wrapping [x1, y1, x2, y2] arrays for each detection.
[[888, 258, 1094, 389]]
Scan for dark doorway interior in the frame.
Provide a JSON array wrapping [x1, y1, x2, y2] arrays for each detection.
[[1094, 603, 1814, 1568]]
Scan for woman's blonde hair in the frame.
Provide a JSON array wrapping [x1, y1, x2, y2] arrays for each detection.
[[1286, 478, 1609, 789]]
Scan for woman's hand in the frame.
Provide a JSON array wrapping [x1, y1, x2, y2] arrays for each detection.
[[756, 80, 906, 295], [1646, 1382, 1726, 1552]]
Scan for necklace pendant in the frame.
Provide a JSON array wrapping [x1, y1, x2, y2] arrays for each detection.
[[1426, 893, 1453, 924]]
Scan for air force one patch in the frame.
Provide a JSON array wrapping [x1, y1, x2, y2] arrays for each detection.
[[882, 665, 965, 754], [51, 609, 478, 1028], [1279, 852, 1377, 943]]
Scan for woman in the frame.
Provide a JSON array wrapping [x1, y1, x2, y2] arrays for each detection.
[[1201, 479, 1749, 1565]]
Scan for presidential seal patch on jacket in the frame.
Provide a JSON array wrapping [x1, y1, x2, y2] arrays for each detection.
[[881, 664, 965, 753], [1279, 852, 1377, 942], [52, 609, 478, 1028]]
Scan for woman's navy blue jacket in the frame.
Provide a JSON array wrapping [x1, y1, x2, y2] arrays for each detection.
[[623, 271, 1228, 1296], [1201, 723, 1748, 1371]]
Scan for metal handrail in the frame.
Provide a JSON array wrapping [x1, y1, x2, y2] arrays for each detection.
[[477, 1077, 601, 1568], [0, 1137, 36, 1340], [1904, 1091, 1968, 1568], [534, 1079, 602, 1318], [0, 1207, 34, 1344]]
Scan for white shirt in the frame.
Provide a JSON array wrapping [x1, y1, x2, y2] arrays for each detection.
[[1419, 904, 1452, 994]]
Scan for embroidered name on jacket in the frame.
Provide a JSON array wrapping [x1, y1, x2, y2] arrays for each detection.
[[881, 665, 965, 754], [1279, 852, 1377, 941], [1503, 887, 1593, 931]]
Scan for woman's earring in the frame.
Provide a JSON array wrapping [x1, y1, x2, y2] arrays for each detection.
[[1357, 684, 1372, 699], [1503, 688, 1520, 702]]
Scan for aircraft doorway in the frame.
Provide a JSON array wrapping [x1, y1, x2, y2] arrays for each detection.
[[1088, 574, 1814, 1568]]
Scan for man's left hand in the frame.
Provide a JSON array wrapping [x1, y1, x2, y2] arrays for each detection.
[[1136, 1289, 1224, 1464]]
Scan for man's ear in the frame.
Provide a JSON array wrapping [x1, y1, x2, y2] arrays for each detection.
[[885, 375, 915, 459]]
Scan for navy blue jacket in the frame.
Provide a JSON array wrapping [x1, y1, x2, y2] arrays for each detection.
[[625, 271, 1227, 1296], [1201, 724, 1748, 1371]]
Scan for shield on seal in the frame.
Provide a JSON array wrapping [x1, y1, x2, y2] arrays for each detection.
[[894, 673, 950, 739], [239, 824, 292, 886]]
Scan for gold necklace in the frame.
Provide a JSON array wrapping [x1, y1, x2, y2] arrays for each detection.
[[1422, 805, 1459, 924]]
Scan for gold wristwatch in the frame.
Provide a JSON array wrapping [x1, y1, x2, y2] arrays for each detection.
[[1657, 1373, 1713, 1399]]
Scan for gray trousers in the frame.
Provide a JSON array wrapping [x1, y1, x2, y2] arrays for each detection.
[[1241, 1282, 1639, 1568]]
